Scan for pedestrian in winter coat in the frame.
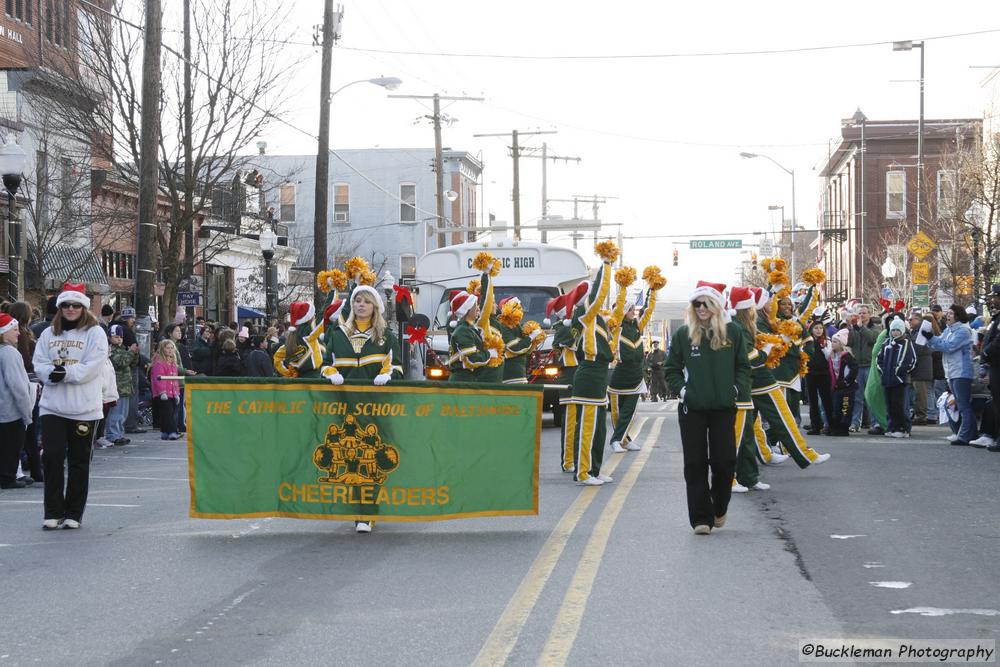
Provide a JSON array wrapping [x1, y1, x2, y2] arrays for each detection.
[[877, 317, 917, 437], [828, 329, 859, 436], [847, 305, 880, 430], [921, 305, 976, 445], [245, 335, 275, 377], [189, 326, 216, 375], [149, 339, 181, 440], [212, 338, 245, 377], [803, 321, 833, 435], [31, 282, 109, 529], [0, 313, 34, 489], [106, 325, 136, 445], [665, 281, 752, 535], [7, 300, 42, 482]]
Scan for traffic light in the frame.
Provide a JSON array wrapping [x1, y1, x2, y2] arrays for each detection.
[[673, 249, 679, 267], [751, 253, 758, 271]]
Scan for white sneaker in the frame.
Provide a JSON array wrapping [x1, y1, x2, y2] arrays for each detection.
[[596, 474, 614, 483], [579, 477, 604, 486], [751, 481, 771, 490], [884, 431, 896, 438], [970, 435, 995, 447], [96, 437, 113, 449], [42, 519, 61, 530], [812, 453, 831, 464], [766, 452, 790, 465], [355, 521, 372, 533], [610, 441, 626, 453], [888, 431, 905, 439], [62, 519, 80, 529], [732, 482, 749, 493], [625, 441, 641, 451], [946, 434, 960, 442]]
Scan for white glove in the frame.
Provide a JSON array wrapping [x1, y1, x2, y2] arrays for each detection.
[[488, 349, 499, 359], [529, 329, 545, 341], [760, 343, 774, 356], [373, 373, 391, 386], [679, 386, 686, 403], [327, 371, 344, 386], [159, 392, 168, 401]]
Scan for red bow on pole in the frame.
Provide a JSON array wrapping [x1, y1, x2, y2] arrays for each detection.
[[393, 284, 414, 306], [406, 324, 428, 345]]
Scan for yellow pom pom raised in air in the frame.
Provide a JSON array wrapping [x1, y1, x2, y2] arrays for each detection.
[[360, 269, 377, 287], [467, 278, 481, 296], [345, 256, 369, 280], [489, 258, 502, 277], [802, 268, 826, 286], [472, 251, 495, 271], [594, 240, 619, 263], [522, 320, 540, 337], [615, 266, 637, 288]]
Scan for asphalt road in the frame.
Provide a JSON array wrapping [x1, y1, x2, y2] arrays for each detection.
[[1, 401, 997, 666]]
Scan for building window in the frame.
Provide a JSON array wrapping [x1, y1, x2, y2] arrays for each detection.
[[886, 170, 905, 219], [5, 1, 12, 17], [44, 0, 68, 45], [400, 183, 416, 222], [7, 0, 29, 23], [400, 253, 416, 279], [102, 250, 135, 280], [937, 170, 956, 218], [333, 183, 349, 223], [279, 183, 295, 222]]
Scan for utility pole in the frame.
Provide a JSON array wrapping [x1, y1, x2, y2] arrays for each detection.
[[135, 0, 162, 333], [313, 0, 338, 305], [390, 93, 483, 249], [519, 142, 581, 242], [473, 129, 556, 241], [183, 0, 195, 341]]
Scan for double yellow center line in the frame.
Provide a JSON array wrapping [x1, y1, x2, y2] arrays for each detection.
[[472, 416, 663, 667]]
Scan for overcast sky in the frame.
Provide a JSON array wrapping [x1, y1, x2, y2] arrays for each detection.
[[220, 0, 1000, 301]]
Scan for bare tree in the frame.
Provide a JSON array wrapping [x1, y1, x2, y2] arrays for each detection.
[[46, 0, 301, 323]]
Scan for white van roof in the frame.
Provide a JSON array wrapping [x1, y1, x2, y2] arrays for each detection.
[[417, 240, 590, 289]]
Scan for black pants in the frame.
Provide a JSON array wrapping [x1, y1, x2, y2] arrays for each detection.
[[885, 384, 908, 433], [830, 388, 855, 434], [988, 368, 1000, 437], [153, 398, 177, 434], [20, 397, 42, 480], [678, 405, 736, 528], [0, 419, 26, 486], [41, 415, 97, 522], [806, 374, 832, 431]]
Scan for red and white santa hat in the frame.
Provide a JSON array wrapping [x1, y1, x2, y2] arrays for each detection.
[[727, 286, 755, 312], [544, 294, 566, 327], [449, 291, 477, 327], [351, 285, 385, 314], [286, 301, 315, 332], [689, 280, 727, 310], [560, 281, 590, 326], [323, 298, 345, 325], [748, 286, 770, 311], [0, 312, 17, 335], [56, 281, 90, 310], [499, 296, 521, 310]]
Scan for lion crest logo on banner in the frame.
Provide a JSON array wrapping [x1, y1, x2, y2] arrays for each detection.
[[312, 414, 400, 485]]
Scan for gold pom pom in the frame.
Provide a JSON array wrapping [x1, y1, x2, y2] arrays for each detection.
[[484, 330, 505, 367], [472, 251, 495, 271], [648, 274, 667, 291], [522, 320, 540, 337], [642, 265, 661, 282], [316, 270, 336, 293], [802, 268, 826, 286], [606, 317, 620, 331], [777, 319, 802, 338], [489, 258, 502, 277], [467, 278, 481, 296], [359, 269, 377, 286], [799, 349, 809, 377], [345, 256, 369, 280], [594, 240, 619, 263], [498, 299, 524, 328], [615, 266, 636, 288], [768, 270, 789, 287]]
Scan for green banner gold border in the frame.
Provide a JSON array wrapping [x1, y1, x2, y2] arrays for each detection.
[[184, 382, 543, 522]]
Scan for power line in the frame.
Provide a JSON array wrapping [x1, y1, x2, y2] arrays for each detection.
[[335, 27, 1000, 61]]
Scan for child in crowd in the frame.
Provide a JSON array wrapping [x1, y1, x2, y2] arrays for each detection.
[[877, 316, 917, 438], [95, 356, 119, 448], [828, 329, 859, 436], [106, 325, 135, 446], [803, 321, 832, 435], [150, 339, 181, 441]]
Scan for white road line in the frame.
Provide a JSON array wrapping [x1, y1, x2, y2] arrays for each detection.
[[91, 476, 188, 482], [0, 500, 140, 507]]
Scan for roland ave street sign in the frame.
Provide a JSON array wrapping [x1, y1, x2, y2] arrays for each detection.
[[689, 239, 743, 249]]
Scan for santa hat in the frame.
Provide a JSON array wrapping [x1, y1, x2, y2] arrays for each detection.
[[845, 298, 861, 315], [499, 296, 521, 310], [350, 285, 385, 314], [689, 281, 726, 310], [748, 287, 770, 311], [0, 313, 17, 335], [727, 286, 755, 312], [561, 282, 590, 326], [286, 301, 315, 332], [56, 281, 90, 310], [544, 294, 566, 327], [323, 299, 345, 324], [449, 291, 477, 327]]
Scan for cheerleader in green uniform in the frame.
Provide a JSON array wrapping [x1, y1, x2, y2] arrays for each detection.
[[609, 267, 662, 453], [547, 291, 582, 473], [497, 296, 545, 384], [447, 291, 495, 382], [273, 301, 326, 379], [471, 253, 505, 384]]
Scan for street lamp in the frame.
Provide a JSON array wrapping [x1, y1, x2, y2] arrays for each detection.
[[846, 107, 868, 298], [743, 151, 797, 279], [0, 137, 27, 301], [259, 226, 277, 322], [329, 76, 402, 102], [893, 40, 925, 233]]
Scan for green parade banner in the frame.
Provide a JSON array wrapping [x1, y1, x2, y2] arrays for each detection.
[[185, 378, 542, 522]]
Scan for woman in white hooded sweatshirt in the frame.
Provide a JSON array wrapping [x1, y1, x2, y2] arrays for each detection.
[[32, 282, 108, 530]]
